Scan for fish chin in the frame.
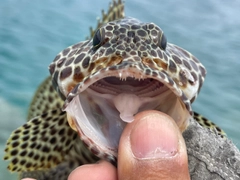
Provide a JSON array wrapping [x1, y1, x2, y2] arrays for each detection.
[[64, 77, 190, 158]]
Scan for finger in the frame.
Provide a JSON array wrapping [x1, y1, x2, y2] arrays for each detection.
[[68, 161, 117, 180], [118, 110, 190, 180]]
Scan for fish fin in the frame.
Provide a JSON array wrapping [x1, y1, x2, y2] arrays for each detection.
[[4, 109, 78, 172], [19, 137, 99, 180], [193, 111, 226, 138], [19, 156, 83, 180], [87, 0, 125, 39], [27, 76, 64, 120]]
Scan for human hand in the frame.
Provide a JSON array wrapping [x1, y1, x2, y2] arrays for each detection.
[[68, 110, 190, 180]]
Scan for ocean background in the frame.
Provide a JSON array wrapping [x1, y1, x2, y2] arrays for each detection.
[[0, 0, 239, 179]]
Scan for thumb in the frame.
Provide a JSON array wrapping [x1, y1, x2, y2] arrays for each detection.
[[118, 110, 190, 180]]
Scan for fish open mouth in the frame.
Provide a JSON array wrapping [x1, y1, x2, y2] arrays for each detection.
[[64, 68, 190, 158]]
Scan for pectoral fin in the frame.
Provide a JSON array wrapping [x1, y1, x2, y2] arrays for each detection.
[[4, 109, 78, 172]]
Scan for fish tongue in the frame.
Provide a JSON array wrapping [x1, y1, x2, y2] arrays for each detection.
[[113, 93, 142, 123]]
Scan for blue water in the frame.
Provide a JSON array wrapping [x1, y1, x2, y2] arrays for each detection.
[[1, 0, 240, 179]]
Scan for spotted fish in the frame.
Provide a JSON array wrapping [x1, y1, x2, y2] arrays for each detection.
[[4, 0, 225, 179]]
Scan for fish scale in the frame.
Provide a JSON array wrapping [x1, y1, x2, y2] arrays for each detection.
[[4, 0, 225, 179]]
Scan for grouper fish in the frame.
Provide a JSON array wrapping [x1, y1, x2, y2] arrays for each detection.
[[4, 0, 225, 179]]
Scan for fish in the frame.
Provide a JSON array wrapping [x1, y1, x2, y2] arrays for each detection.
[[4, 0, 225, 179]]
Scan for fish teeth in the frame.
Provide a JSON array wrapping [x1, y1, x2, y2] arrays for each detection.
[[119, 72, 122, 78]]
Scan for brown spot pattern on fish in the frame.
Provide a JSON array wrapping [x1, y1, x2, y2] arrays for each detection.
[[4, 109, 73, 172], [193, 112, 226, 138], [50, 18, 206, 109], [27, 76, 64, 120]]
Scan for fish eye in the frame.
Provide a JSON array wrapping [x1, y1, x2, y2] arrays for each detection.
[[92, 29, 103, 50], [159, 33, 167, 50]]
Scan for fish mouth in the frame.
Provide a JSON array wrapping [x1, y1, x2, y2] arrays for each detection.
[[64, 68, 191, 158]]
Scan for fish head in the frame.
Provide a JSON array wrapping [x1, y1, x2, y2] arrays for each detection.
[[49, 17, 206, 161]]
